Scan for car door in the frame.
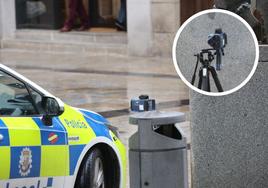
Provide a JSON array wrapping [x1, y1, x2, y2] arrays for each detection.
[[0, 69, 67, 188]]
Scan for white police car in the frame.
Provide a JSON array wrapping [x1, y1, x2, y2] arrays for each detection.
[[0, 64, 126, 188]]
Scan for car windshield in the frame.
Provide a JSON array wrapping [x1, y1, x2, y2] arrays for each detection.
[[0, 70, 38, 116]]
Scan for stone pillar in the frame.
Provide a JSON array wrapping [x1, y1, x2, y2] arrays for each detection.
[[127, 0, 153, 56], [127, 0, 180, 56], [0, 0, 16, 39], [0, 1, 2, 40], [151, 0, 180, 56], [191, 46, 268, 187]]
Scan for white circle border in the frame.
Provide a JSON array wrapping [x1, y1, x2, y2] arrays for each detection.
[[172, 9, 260, 97]]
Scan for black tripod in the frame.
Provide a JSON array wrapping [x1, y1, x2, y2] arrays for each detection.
[[191, 49, 224, 92]]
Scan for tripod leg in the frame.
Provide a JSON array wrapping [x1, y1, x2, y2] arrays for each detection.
[[209, 66, 224, 92], [198, 67, 210, 92], [198, 69, 203, 89], [201, 68, 210, 92], [191, 55, 200, 85]]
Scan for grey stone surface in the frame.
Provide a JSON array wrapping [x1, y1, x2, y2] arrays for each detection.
[[1, 29, 128, 55], [176, 12, 257, 92], [259, 45, 268, 61], [1, 38, 128, 56], [14, 29, 128, 44], [191, 59, 268, 187], [0, 0, 16, 39]]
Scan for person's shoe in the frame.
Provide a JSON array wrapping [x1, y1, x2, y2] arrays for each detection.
[[78, 25, 90, 31], [115, 21, 127, 31], [60, 26, 72, 32]]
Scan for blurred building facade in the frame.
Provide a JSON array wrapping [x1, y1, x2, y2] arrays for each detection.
[[0, 0, 213, 57]]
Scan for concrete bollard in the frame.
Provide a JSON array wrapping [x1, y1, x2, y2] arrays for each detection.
[[191, 46, 268, 187]]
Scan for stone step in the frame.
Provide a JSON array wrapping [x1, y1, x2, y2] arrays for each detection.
[[1, 38, 128, 56], [14, 29, 128, 44]]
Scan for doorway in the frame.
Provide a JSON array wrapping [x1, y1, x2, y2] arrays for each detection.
[[89, 0, 120, 28], [180, 0, 214, 24]]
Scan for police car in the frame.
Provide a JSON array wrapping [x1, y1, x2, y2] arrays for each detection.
[[0, 64, 126, 188]]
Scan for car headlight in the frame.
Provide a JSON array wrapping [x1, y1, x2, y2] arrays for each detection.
[[104, 122, 120, 138]]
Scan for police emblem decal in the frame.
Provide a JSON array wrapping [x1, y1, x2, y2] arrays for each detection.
[[48, 132, 58, 144], [19, 147, 32, 177]]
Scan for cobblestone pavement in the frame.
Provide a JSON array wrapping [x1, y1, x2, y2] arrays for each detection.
[[0, 49, 191, 187]]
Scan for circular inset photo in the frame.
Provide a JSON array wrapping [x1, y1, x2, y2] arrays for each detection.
[[173, 9, 259, 96]]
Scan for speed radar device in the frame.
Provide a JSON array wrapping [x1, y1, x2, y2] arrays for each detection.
[[130, 95, 156, 112], [208, 28, 227, 70]]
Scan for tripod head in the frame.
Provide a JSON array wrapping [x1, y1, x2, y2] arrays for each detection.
[[195, 49, 215, 66], [191, 49, 215, 86]]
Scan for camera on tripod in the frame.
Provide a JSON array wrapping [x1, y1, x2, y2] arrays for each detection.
[[191, 28, 227, 92], [208, 28, 227, 70]]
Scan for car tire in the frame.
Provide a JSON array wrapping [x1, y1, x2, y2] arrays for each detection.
[[78, 148, 106, 188]]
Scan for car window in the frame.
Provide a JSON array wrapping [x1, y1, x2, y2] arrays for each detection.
[[0, 70, 38, 116]]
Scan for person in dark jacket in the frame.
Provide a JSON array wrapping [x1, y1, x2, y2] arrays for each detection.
[[115, 0, 127, 31], [60, 0, 89, 32], [214, 0, 265, 42], [214, 0, 251, 11]]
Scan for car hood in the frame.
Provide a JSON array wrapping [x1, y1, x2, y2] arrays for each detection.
[[77, 108, 110, 126]]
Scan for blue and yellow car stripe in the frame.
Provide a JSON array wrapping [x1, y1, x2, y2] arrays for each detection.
[[0, 104, 126, 185], [0, 119, 10, 179]]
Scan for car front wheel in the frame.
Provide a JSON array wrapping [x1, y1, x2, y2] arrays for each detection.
[[78, 148, 106, 188]]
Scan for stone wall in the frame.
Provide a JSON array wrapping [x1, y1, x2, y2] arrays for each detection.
[[128, 0, 180, 57], [151, 0, 180, 57], [190, 46, 268, 187]]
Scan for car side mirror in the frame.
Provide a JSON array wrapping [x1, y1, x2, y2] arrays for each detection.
[[42, 96, 64, 126]]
